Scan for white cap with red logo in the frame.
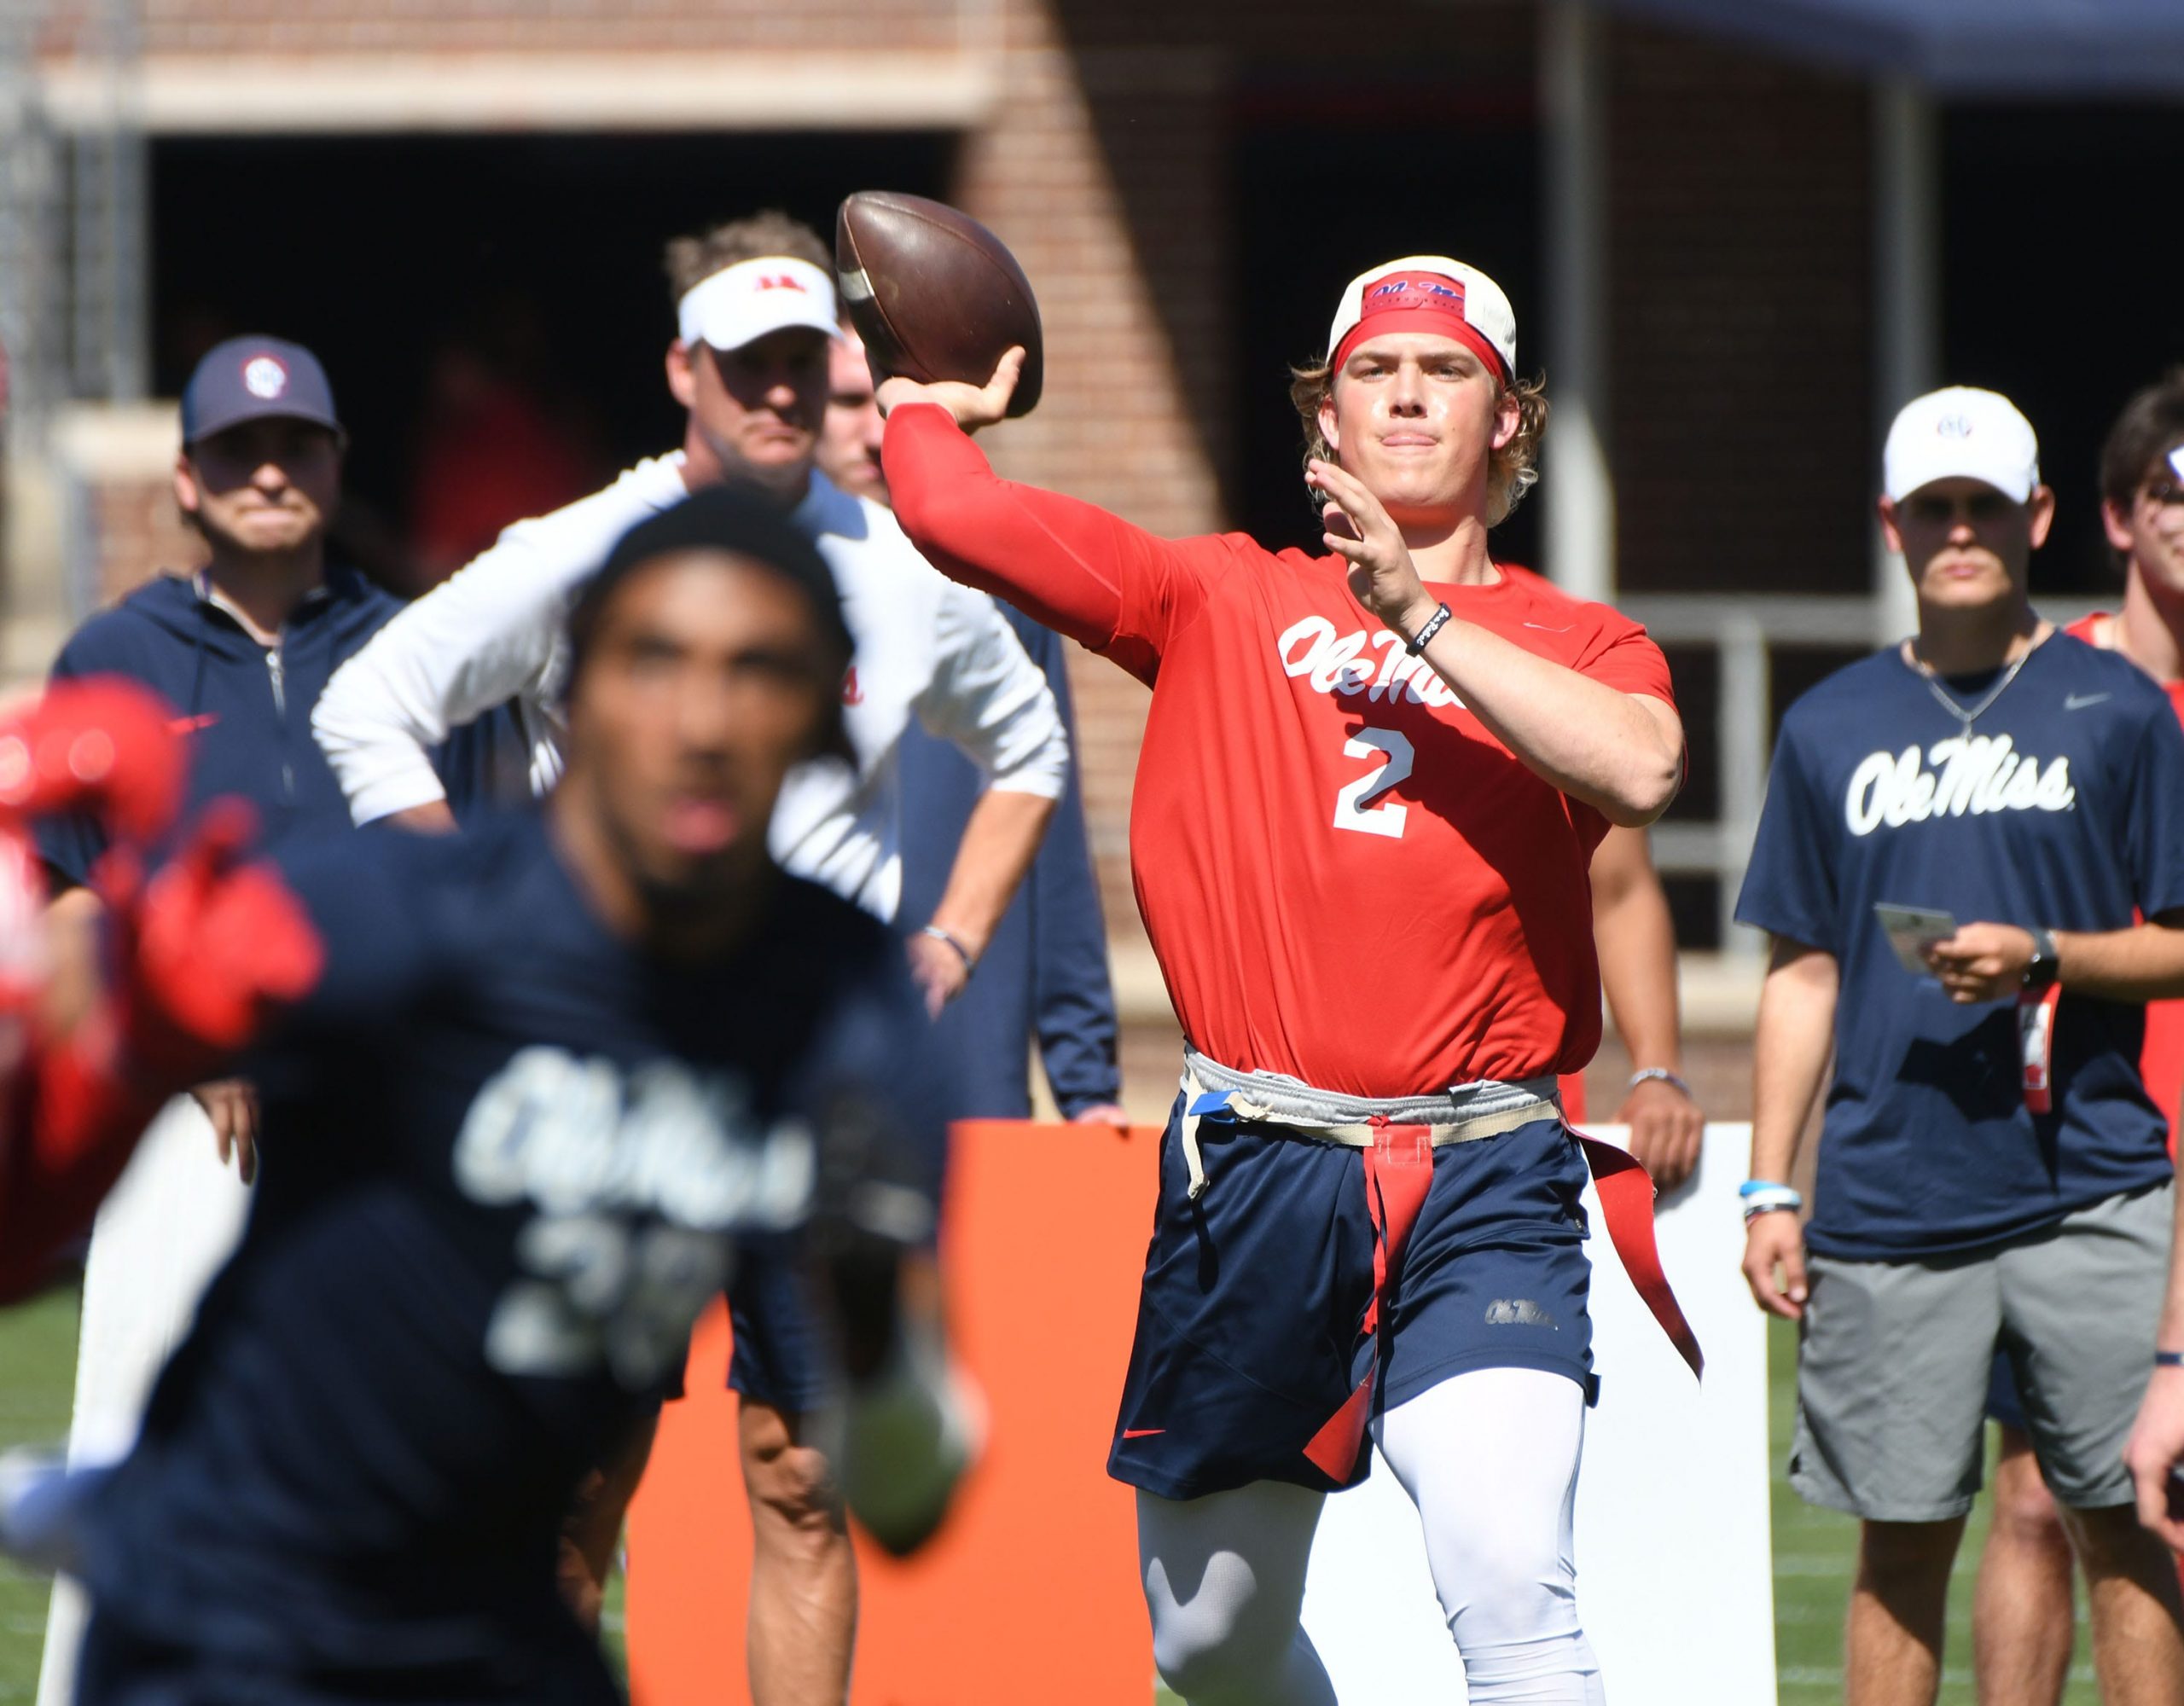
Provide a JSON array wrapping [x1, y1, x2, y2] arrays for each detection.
[[1884, 386, 2042, 504], [677, 257, 839, 353], [1326, 256, 1517, 382]]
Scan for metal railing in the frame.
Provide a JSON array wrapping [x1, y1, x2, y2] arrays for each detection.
[[1619, 592, 2105, 960]]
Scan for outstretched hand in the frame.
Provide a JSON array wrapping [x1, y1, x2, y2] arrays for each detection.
[[874, 346, 1025, 434], [1305, 460, 1436, 641]]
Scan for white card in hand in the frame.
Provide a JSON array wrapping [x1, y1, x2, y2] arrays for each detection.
[[1874, 902, 1958, 975]]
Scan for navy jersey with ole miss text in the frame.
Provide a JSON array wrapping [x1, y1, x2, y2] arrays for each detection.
[[70, 810, 944, 1704], [1736, 635, 2184, 1261]]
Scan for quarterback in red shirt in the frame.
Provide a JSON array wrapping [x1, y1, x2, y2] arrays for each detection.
[[879, 258, 1692, 1705]]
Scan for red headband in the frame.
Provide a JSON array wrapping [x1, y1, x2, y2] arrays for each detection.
[[1331, 272, 1508, 383]]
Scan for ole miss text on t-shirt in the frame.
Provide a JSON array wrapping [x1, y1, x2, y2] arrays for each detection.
[[1736, 633, 2184, 1260], [73, 811, 943, 1703], [2066, 610, 2184, 1155], [883, 406, 1674, 1097]]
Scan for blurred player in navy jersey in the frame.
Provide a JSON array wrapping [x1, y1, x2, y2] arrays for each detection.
[[32, 337, 522, 1706], [54, 489, 963, 1706], [312, 218, 1062, 1703]]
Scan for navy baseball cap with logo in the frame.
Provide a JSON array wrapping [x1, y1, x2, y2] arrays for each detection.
[[181, 335, 343, 446]]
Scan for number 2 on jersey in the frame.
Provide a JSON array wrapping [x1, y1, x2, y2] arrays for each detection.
[[1333, 726, 1414, 838]]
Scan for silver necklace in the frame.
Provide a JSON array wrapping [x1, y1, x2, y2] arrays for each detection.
[[1907, 641, 2032, 731]]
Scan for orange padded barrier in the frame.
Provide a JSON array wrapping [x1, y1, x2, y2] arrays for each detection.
[[625, 1119, 1164, 1706]]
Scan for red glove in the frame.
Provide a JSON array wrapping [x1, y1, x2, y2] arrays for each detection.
[[98, 799, 325, 1086], [0, 677, 185, 849]]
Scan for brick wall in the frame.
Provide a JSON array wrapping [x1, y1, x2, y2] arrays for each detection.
[[1606, 18, 1873, 596], [87, 473, 198, 607]]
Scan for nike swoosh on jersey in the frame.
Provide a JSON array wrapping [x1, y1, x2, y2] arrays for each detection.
[[166, 713, 220, 734], [1522, 621, 1575, 633], [1120, 1428, 1165, 1439], [2064, 693, 2111, 711]]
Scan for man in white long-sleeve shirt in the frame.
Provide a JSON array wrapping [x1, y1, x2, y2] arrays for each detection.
[[311, 210, 1068, 1706]]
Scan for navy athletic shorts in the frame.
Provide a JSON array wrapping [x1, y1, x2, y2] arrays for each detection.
[[1109, 1094, 1596, 1502], [725, 1245, 834, 1414], [650, 1243, 831, 1413]]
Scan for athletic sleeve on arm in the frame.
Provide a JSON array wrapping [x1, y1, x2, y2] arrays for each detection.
[[880, 403, 1224, 684], [915, 583, 1069, 799], [1734, 718, 1839, 952], [2120, 699, 2184, 918]]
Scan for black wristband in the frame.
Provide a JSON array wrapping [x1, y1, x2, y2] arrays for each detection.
[[2158, 1350, 2184, 1368], [919, 924, 977, 976], [2023, 926, 2059, 991], [1404, 602, 1454, 656]]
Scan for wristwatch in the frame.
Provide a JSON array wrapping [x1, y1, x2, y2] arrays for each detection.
[[2023, 926, 2059, 992]]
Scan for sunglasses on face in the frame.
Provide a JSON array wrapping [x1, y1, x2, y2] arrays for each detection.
[[1902, 490, 2018, 526]]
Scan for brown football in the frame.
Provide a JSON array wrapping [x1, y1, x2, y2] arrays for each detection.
[[835, 191, 1043, 418]]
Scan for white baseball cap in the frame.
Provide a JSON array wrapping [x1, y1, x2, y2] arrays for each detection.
[[677, 256, 839, 353], [1884, 386, 2042, 504], [1326, 257, 1517, 380]]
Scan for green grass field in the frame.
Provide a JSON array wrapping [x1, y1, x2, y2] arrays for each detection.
[[0, 1295, 2100, 1703]]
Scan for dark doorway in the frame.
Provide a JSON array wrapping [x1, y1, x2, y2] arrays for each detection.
[[1943, 104, 2184, 599], [151, 131, 954, 588], [1229, 92, 1542, 566]]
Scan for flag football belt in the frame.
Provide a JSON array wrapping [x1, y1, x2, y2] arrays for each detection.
[[1179, 1049, 1704, 1483]]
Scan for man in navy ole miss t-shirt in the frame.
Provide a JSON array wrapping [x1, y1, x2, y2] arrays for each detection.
[[65, 490, 961, 1706], [1738, 387, 2184, 1700]]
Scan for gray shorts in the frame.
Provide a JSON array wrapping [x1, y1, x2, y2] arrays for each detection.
[[1792, 1182, 2173, 1521]]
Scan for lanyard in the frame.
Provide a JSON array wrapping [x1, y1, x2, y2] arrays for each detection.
[[2018, 983, 2063, 1115]]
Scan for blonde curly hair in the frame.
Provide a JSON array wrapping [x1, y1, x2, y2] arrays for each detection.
[[1287, 359, 1548, 527]]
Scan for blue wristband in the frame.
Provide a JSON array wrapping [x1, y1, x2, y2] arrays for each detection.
[[2158, 1351, 2184, 1368], [1739, 1180, 1804, 1220]]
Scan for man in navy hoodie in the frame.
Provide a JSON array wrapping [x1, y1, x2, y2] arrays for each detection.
[[31, 335, 508, 1706]]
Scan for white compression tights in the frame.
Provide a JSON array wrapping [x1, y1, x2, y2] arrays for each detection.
[[1137, 1367, 1604, 1704]]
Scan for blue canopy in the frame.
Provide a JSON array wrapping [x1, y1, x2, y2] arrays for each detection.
[[1606, 0, 2184, 96]]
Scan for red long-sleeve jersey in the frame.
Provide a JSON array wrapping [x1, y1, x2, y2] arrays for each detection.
[[883, 404, 1676, 1095]]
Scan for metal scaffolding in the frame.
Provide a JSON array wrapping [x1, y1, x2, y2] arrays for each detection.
[[67, 0, 146, 403], [0, 0, 145, 441], [1, 0, 64, 438]]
